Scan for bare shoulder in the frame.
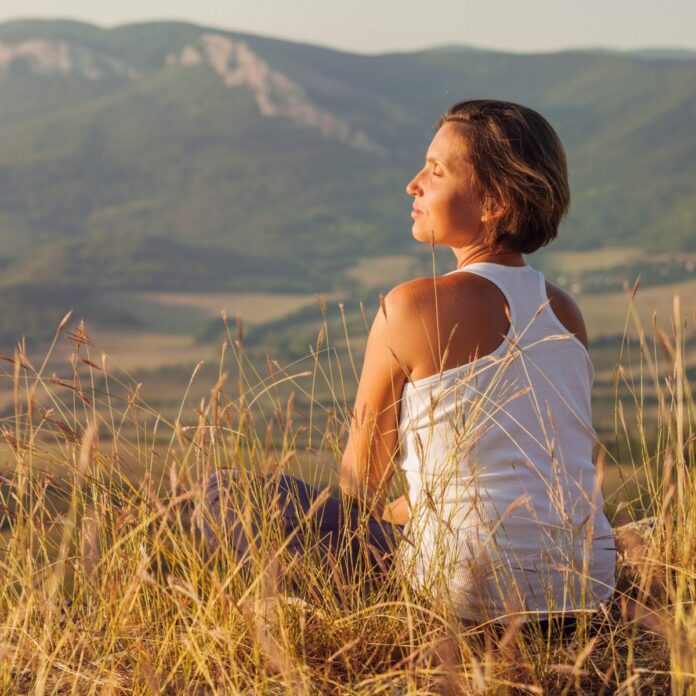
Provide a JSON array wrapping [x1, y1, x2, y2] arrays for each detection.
[[544, 280, 589, 349], [382, 274, 479, 326], [374, 278, 439, 349], [385, 273, 493, 312], [364, 278, 436, 376], [383, 276, 438, 314], [379, 274, 509, 379]]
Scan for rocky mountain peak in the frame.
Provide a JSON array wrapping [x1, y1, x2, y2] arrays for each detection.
[[0, 38, 137, 80], [167, 33, 382, 153]]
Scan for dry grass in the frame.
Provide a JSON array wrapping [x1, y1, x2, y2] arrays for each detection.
[[0, 289, 694, 695], [578, 277, 696, 343]]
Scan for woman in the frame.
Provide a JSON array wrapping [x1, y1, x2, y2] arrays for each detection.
[[201, 99, 616, 623]]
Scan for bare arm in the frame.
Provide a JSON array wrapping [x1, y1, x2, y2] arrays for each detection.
[[339, 289, 411, 519], [545, 281, 590, 349]]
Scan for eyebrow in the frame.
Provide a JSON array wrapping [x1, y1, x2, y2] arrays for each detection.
[[427, 153, 472, 169]]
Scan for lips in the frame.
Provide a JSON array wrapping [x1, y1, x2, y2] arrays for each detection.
[[411, 207, 423, 217]]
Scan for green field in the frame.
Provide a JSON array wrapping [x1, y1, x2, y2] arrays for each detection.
[[539, 246, 646, 274], [344, 254, 420, 291], [579, 276, 696, 342]]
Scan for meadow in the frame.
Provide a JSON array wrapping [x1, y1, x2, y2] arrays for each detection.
[[0, 255, 694, 693], [1, 21, 695, 691]]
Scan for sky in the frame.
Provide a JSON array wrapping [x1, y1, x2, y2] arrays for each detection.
[[1, 0, 695, 55]]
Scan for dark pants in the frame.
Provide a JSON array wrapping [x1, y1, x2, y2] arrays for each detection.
[[198, 471, 591, 634], [199, 470, 404, 598]]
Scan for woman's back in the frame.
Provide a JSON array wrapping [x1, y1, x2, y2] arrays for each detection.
[[397, 262, 616, 622]]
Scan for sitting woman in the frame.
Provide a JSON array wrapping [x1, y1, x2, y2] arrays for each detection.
[[201, 99, 616, 624]]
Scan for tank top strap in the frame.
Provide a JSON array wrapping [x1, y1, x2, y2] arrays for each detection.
[[445, 262, 549, 338]]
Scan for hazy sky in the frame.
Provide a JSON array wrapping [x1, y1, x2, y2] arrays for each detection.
[[2, 0, 695, 54]]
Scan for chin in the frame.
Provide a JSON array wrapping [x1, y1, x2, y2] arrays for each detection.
[[412, 226, 439, 245]]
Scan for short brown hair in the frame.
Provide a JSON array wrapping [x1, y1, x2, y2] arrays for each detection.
[[437, 99, 570, 254]]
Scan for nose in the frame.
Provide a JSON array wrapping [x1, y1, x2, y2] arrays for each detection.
[[406, 169, 422, 197]]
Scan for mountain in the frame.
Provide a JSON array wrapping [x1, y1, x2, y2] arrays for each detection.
[[629, 48, 696, 61], [0, 19, 695, 340]]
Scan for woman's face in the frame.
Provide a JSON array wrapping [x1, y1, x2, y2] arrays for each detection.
[[406, 123, 485, 247]]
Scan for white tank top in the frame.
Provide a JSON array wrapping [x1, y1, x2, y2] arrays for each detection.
[[396, 262, 616, 622]]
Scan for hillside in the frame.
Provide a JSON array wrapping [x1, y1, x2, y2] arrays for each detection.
[[0, 19, 695, 341]]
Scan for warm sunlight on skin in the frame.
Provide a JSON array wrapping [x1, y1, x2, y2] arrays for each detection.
[[338, 120, 596, 530], [406, 123, 524, 269], [339, 123, 527, 524], [406, 123, 485, 249]]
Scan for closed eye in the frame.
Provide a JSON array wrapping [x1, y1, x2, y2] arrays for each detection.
[[426, 157, 445, 176]]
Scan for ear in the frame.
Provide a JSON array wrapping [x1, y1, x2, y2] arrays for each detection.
[[480, 197, 505, 224], [480, 207, 505, 224]]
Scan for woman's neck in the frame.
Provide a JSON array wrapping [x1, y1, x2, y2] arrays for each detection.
[[452, 245, 525, 270]]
